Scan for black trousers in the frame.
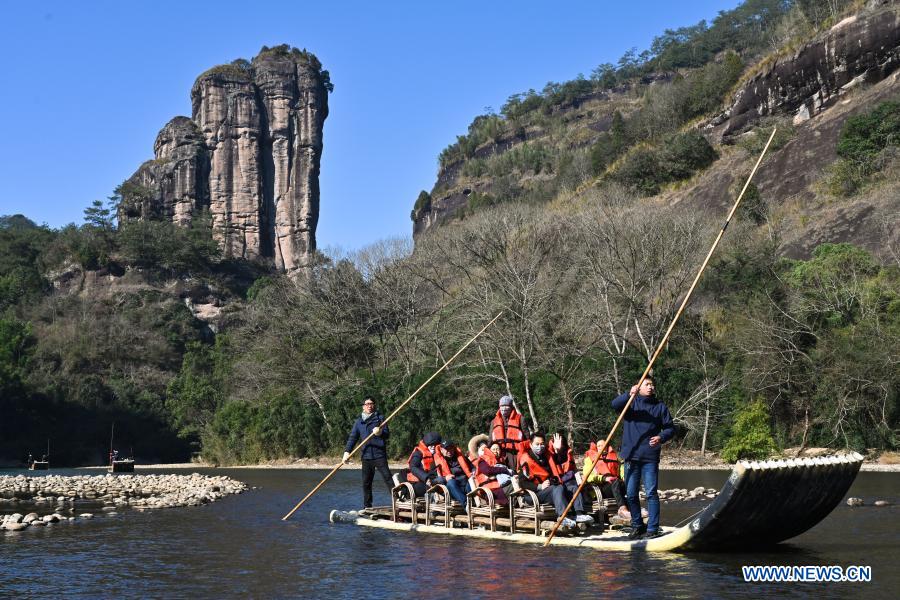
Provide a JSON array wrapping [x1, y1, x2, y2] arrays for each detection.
[[361, 457, 393, 508], [601, 478, 627, 508]]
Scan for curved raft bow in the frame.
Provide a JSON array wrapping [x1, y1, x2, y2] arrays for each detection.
[[329, 453, 863, 552]]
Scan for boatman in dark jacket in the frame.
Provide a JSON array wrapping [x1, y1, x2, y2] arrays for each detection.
[[343, 397, 392, 509], [611, 376, 674, 539]]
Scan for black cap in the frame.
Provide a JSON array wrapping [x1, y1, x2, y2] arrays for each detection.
[[423, 432, 442, 446], [441, 440, 455, 449]]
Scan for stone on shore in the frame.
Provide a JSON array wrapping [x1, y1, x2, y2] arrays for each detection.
[[847, 497, 864, 506], [874, 500, 890, 507]]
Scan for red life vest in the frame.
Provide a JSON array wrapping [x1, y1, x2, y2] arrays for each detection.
[[490, 409, 525, 454], [517, 448, 563, 485], [585, 442, 620, 481], [435, 446, 473, 479], [406, 441, 436, 483], [474, 448, 508, 503], [552, 447, 575, 477]]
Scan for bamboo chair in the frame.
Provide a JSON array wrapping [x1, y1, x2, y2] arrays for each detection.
[[588, 483, 619, 521], [465, 481, 511, 532], [508, 488, 557, 536], [425, 483, 465, 528], [390, 474, 426, 524]]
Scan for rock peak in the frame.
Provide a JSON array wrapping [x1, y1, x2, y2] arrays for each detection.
[[120, 46, 330, 273]]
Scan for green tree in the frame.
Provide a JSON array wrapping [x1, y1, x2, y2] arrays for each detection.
[[721, 399, 778, 462]]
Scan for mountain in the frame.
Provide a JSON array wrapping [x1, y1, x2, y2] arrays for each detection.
[[412, 1, 900, 260]]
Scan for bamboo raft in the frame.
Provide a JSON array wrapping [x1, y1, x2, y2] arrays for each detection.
[[331, 453, 863, 552], [109, 459, 135, 473]]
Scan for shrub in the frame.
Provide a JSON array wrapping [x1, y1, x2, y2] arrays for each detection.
[[659, 131, 718, 180], [826, 101, 900, 195], [721, 399, 778, 463], [613, 147, 663, 195], [590, 112, 629, 175], [612, 131, 717, 195], [837, 100, 900, 164]]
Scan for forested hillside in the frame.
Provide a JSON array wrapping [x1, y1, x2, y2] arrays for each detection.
[[1, 0, 897, 466]]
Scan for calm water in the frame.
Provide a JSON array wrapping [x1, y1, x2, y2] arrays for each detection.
[[1, 468, 897, 598]]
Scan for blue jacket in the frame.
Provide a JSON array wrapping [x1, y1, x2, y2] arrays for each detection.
[[611, 392, 674, 463], [345, 412, 390, 460]]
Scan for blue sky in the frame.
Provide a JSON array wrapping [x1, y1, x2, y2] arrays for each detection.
[[0, 0, 740, 251]]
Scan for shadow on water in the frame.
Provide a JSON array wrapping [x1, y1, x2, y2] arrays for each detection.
[[1, 469, 897, 598]]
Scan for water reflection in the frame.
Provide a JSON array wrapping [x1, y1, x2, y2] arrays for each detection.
[[0, 469, 897, 598]]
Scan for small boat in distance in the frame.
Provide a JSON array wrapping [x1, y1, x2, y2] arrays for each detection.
[[107, 423, 135, 473], [109, 455, 135, 473], [28, 440, 50, 470], [28, 456, 49, 470]]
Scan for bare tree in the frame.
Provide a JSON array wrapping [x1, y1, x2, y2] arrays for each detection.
[[578, 190, 710, 391]]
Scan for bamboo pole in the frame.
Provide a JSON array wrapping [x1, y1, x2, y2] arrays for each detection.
[[282, 311, 504, 521], [544, 128, 778, 546]]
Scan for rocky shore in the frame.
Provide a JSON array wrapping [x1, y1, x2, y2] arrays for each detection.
[[1, 473, 247, 532]]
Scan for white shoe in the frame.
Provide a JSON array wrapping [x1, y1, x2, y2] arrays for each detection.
[[561, 517, 576, 528], [575, 514, 594, 524]]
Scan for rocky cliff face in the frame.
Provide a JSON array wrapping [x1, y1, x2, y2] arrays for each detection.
[[718, 4, 900, 137], [120, 46, 330, 273]]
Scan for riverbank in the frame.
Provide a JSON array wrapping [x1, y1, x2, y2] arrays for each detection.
[[0, 473, 247, 531], [121, 449, 900, 472]]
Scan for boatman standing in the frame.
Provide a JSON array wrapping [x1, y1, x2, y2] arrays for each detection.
[[343, 397, 392, 509], [490, 395, 530, 469], [611, 376, 674, 539]]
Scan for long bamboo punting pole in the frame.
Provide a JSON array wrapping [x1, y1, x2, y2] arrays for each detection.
[[544, 128, 778, 546], [282, 311, 504, 521]]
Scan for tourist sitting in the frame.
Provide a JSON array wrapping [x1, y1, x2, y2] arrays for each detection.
[[434, 439, 473, 505], [517, 432, 593, 527], [583, 439, 632, 519], [548, 433, 591, 517], [490, 395, 530, 469], [406, 432, 444, 497], [469, 435, 515, 505]]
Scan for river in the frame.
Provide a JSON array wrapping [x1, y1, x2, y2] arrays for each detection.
[[1, 468, 897, 598]]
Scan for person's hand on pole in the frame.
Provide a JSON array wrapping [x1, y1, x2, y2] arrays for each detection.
[[649, 436, 662, 447], [342, 452, 350, 463], [372, 426, 382, 436]]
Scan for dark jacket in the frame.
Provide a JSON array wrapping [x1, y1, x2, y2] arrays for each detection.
[[409, 449, 440, 483], [447, 454, 472, 480], [611, 392, 675, 463], [345, 412, 390, 460]]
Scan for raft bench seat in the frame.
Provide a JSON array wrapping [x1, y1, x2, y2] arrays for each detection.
[[390, 475, 426, 524], [588, 484, 619, 520], [425, 483, 465, 528], [466, 479, 511, 533], [509, 488, 557, 536]]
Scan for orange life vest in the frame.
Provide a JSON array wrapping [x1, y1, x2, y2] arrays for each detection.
[[474, 448, 499, 486], [435, 446, 473, 479], [585, 442, 620, 481], [517, 448, 563, 485], [406, 441, 436, 483], [490, 409, 525, 454]]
